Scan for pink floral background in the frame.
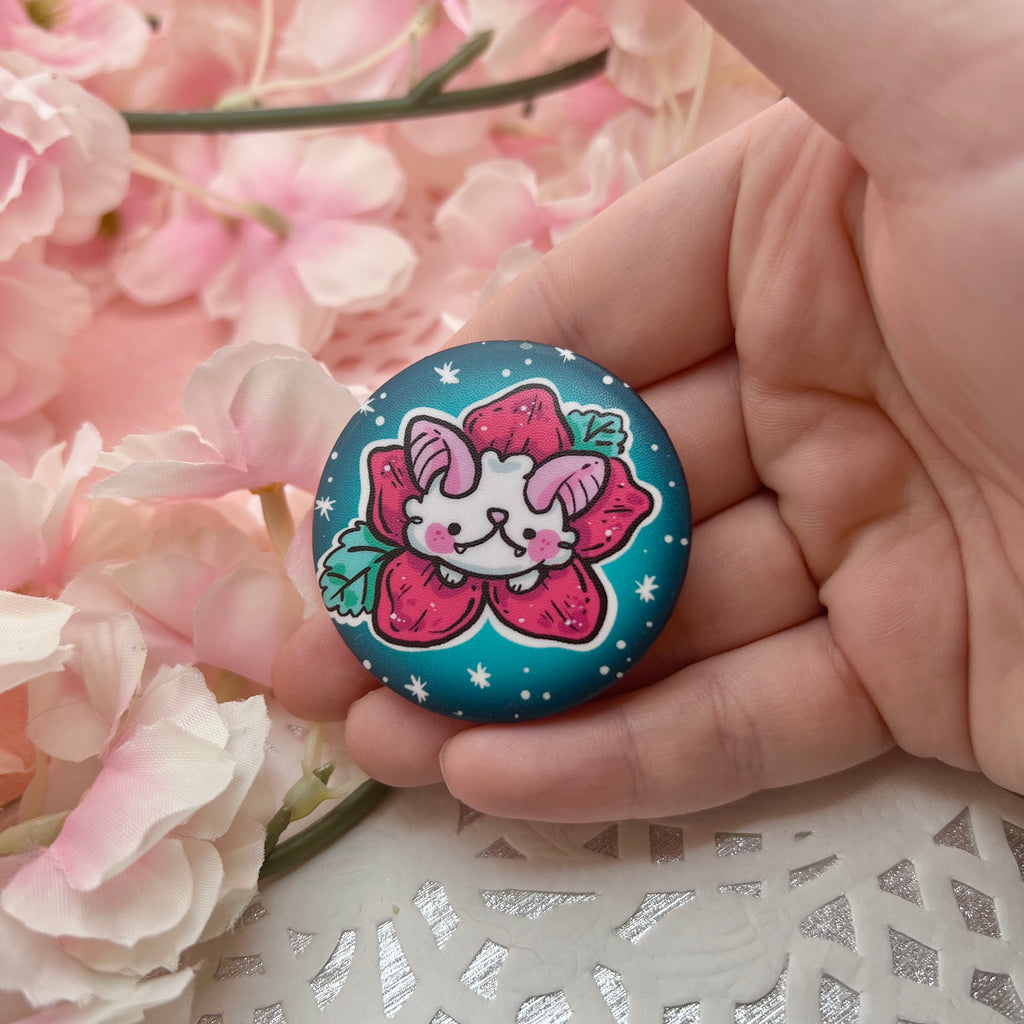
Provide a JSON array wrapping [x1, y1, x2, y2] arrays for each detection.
[[0, 2, 778, 1021]]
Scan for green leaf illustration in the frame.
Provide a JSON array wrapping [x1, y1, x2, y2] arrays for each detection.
[[566, 407, 628, 456], [319, 521, 395, 617]]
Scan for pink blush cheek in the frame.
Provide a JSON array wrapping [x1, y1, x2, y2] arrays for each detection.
[[528, 529, 561, 562], [424, 522, 456, 554]]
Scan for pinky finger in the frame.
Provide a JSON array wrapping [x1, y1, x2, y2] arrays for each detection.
[[438, 617, 894, 822]]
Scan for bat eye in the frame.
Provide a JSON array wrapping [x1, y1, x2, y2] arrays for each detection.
[[447, 522, 462, 536], [522, 528, 536, 540]]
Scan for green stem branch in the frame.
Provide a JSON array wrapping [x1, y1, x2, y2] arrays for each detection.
[[123, 45, 608, 135], [260, 778, 393, 881]]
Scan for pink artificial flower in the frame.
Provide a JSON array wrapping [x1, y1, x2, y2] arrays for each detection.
[[0, 52, 131, 260], [0, 592, 73, 804], [278, 0, 441, 103], [278, 1, 494, 156], [93, 342, 361, 500], [464, 0, 759, 129], [0, 259, 91, 443], [88, 0, 258, 112], [436, 123, 640, 270], [0, 422, 101, 595], [321, 383, 653, 646], [0, 613, 272, 1016], [316, 183, 477, 389], [44, 171, 166, 310], [117, 133, 416, 351], [62, 504, 305, 686], [0, 592, 72, 698], [0, 0, 151, 81], [463, 0, 608, 79]]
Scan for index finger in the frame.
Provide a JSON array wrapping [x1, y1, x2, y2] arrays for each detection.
[[688, 0, 1024, 185]]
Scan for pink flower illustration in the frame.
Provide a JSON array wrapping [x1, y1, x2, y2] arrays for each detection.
[[320, 384, 654, 647]]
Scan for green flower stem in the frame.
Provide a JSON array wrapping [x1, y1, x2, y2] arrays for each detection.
[[260, 778, 393, 881], [122, 44, 609, 135]]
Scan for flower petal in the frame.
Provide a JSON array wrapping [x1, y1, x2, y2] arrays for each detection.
[[570, 456, 655, 561], [48, 720, 234, 891], [60, 838, 222, 975], [295, 134, 405, 217], [366, 444, 419, 546], [373, 549, 484, 646], [4, 836, 199, 942], [489, 557, 607, 644], [289, 220, 416, 311], [117, 216, 232, 305], [182, 696, 270, 841], [0, 592, 73, 694], [226, 353, 360, 493], [193, 565, 304, 686], [463, 383, 572, 462]]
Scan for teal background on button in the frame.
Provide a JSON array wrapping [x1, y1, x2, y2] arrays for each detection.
[[313, 340, 690, 722]]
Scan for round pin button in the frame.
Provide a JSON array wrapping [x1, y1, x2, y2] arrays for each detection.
[[313, 340, 690, 722]]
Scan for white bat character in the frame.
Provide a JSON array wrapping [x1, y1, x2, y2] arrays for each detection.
[[402, 417, 607, 593]]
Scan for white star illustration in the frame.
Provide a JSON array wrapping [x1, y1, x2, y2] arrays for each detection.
[[556, 347, 576, 362], [358, 398, 375, 415], [468, 663, 491, 689], [635, 574, 659, 603], [315, 496, 335, 520], [405, 675, 429, 703], [434, 361, 460, 384]]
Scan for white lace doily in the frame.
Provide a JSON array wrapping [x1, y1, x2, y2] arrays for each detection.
[[185, 750, 1024, 1023]]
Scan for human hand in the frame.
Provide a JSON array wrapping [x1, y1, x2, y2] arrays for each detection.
[[274, 0, 1024, 820]]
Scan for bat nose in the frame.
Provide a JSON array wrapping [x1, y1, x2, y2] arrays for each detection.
[[487, 507, 508, 525]]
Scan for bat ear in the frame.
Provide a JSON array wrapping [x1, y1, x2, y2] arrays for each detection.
[[406, 417, 477, 496], [526, 454, 606, 516]]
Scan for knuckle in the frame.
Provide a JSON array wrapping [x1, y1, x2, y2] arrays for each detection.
[[528, 258, 589, 353], [703, 671, 768, 800]]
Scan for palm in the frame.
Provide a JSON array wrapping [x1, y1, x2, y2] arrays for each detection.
[[723, 101, 1019, 783], [274, 96, 1024, 822]]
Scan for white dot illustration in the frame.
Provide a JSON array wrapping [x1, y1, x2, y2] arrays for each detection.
[[330, 451, 338, 460], [665, 535, 673, 543], [362, 659, 371, 670], [523, 666, 530, 673], [599, 666, 610, 676], [651, 443, 659, 451], [375, 415, 385, 426], [669, 480, 676, 488], [602, 375, 613, 385], [646, 621, 653, 628], [502, 368, 511, 377], [524, 358, 533, 365], [681, 537, 689, 545], [327, 476, 333, 483], [616, 640, 626, 650], [542, 692, 551, 700], [379, 392, 387, 398], [521, 690, 531, 700]]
